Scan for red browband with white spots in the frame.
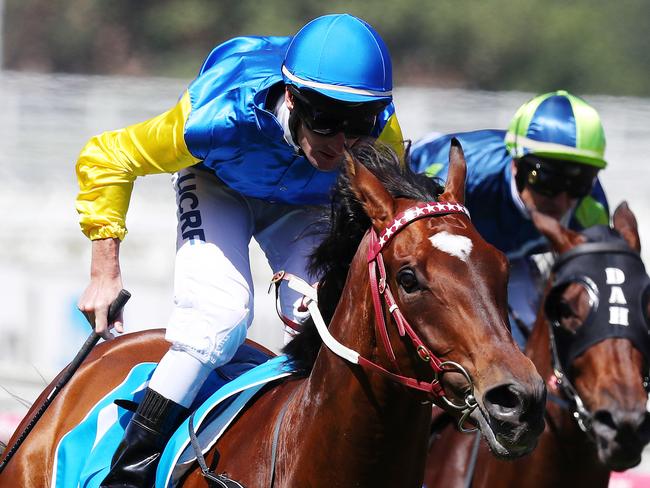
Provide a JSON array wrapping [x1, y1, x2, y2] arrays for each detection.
[[370, 201, 470, 259]]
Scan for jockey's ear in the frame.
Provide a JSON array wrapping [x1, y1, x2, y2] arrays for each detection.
[[613, 201, 641, 253], [530, 208, 585, 254], [439, 138, 467, 204], [345, 149, 396, 230]]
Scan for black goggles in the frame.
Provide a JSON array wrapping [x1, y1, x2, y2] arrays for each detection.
[[518, 157, 599, 199], [288, 85, 387, 138]]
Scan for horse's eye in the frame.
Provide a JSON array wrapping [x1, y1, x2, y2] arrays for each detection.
[[555, 300, 581, 334], [397, 268, 419, 293]]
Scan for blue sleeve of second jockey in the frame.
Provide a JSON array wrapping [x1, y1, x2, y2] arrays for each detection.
[[409, 133, 454, 177]]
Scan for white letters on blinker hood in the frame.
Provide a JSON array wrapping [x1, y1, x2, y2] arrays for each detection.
[[606, 267, 629, 326]]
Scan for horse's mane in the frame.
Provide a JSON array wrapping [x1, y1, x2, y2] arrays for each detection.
[[283, 143, 444, 373]]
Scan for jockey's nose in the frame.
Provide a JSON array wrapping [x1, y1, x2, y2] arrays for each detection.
[[330, 133, 360, 156], [327, 132, 347, 153]]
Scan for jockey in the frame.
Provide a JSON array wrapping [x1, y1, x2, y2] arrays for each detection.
[[410, 90, 608, 348], [75, 14, 403, 487]]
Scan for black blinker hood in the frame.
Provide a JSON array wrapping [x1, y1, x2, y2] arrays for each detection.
[[545, 225, 650, 370]]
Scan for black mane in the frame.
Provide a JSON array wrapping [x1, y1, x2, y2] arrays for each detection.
[[282, 143, 444, 373]]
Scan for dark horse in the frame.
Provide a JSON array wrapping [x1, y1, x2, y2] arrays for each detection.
[[0, 143, 546, 487], [424, 202, 650, 488]]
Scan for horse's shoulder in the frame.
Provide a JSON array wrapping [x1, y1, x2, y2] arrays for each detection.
[[216, 375, 304, 461], [86, 329, 170, 365]]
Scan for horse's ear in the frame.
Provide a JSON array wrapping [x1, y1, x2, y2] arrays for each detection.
[[530, 209, 586, 254], [439, 138, 467, 204], [613, 201, 641, 253], [345, 150, 395, 229]]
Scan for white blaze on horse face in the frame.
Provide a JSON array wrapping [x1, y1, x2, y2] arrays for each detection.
[[429, 231, 473, 262]]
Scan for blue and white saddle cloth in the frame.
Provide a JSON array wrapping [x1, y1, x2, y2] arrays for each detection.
[[51, 344, 297, 488]]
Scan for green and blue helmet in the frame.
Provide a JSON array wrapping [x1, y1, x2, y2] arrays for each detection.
[[505, 90, 607, 169]]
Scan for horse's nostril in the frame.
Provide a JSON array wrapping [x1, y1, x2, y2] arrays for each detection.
[[485, 384, 522, 413], [593, 409, 617, 430], [594, 408, 650, 441]]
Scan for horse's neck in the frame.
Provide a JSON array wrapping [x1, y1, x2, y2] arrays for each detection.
[[293, 237, 431, 483]]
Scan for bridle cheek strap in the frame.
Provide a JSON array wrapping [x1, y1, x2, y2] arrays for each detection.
[[368, 231, 444, 374], [380, 268, 443, 369], [368, 231, 399, 369], [364, 202, 471, 394]]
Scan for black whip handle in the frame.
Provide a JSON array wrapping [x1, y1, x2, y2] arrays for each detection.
[[0, 289, 131, 473]]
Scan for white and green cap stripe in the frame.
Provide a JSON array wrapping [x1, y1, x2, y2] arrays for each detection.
[[505, 90, 607, 169]]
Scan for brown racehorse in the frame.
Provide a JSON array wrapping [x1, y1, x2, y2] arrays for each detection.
[[424, 202, 650, 488], [0, 142, 546, 488]]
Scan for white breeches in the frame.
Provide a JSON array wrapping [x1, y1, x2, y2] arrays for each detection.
[[165, 167, 323, 367]]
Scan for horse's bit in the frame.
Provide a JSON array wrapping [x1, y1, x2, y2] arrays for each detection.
[[273, 201, 479, 432]]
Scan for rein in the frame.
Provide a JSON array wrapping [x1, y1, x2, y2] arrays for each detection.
[[272, 201, 478, 431]]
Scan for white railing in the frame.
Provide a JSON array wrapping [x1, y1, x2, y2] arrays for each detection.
[[1, 72, 649, 443]]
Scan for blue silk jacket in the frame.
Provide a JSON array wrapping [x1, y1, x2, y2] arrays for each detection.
[[76, 36, 404, 240], [410, 130, 609, 258]]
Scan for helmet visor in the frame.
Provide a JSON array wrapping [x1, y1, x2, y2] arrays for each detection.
[[289, 85, 387, 138], [519, 157, 599, 199]]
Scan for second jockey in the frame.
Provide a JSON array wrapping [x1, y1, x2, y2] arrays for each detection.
[[410, 90, 609, 348]]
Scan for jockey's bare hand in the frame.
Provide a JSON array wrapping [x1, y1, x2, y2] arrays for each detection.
[[78, 238, 124, 340]]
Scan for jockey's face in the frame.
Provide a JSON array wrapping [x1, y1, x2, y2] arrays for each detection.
[[513, 157, 599, 221], [513, 160, 578, 221], [298, 127, 360, 172], [286, 88, 365, 171], [522, 183, 577, 221]]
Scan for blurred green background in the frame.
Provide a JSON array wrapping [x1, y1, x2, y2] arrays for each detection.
[[3, 0, 649, 96]]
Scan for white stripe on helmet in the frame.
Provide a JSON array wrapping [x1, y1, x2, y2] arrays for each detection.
[[282, 65, 391, 98], [504, 133, 603, 160]]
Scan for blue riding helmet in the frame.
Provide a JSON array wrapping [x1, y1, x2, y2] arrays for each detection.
[[282, 14, 393, 104]]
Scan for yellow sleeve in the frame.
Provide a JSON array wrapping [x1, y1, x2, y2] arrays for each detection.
[[377, 113, 406, 162], [76, 91, 200, 240]]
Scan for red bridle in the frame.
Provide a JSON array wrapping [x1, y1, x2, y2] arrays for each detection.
[[363, 201, 471, 399]]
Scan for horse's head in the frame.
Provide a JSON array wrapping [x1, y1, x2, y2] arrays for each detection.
[[344, 141, 545, 458], [531, 202, 650, 470]]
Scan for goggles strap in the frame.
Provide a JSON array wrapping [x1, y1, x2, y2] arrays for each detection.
[[288, 107, 303, 154]]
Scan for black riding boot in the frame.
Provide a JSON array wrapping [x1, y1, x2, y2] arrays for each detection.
[[100, 388, 188, 488]]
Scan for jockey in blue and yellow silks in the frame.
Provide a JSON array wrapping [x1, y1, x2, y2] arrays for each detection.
[[76, 14, 404, 487], [410, 91, 609, 348]]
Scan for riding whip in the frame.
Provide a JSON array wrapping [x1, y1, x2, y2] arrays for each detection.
[[0, 289, 131, 473]]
